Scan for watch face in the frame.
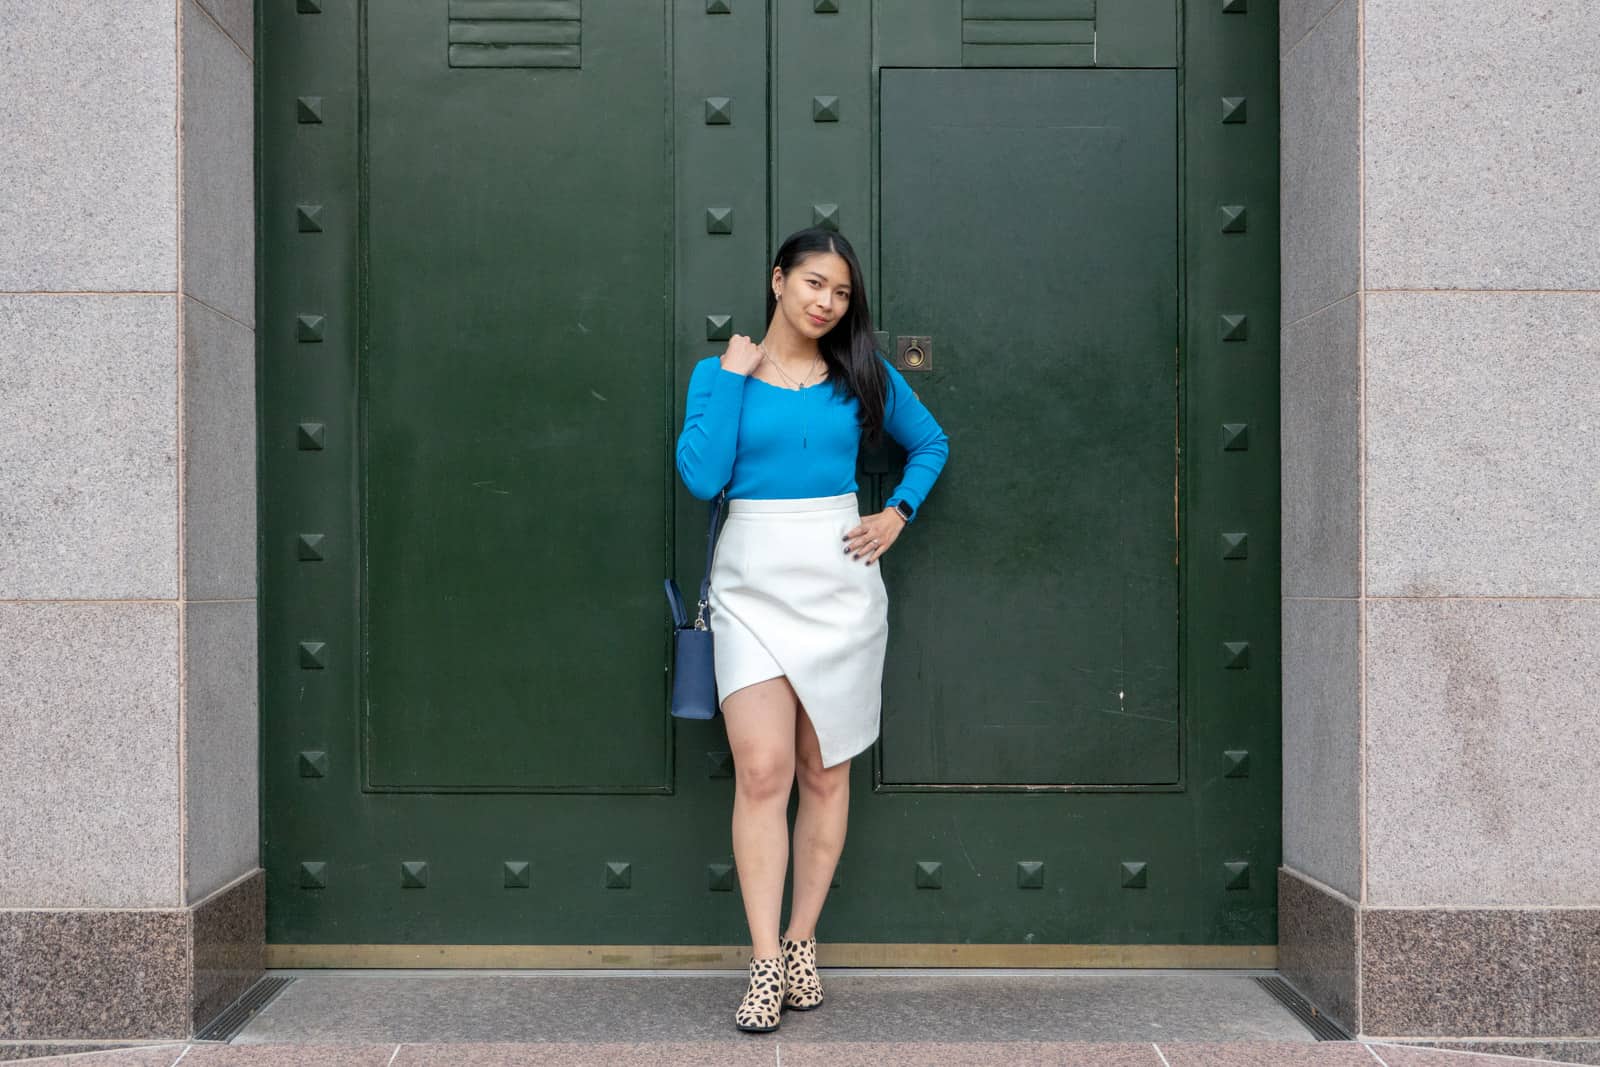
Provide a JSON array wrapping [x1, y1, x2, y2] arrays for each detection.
[[895, 501, 913, 519]]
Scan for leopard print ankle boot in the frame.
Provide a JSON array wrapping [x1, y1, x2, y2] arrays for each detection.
[[734, 953, 787, 1032], [780, 934, 824, 1010]]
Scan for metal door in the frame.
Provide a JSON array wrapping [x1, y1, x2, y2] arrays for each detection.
[[259, 0, 1280, 965]]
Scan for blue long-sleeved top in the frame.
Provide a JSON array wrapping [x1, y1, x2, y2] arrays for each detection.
[[675, 354, 949, 521]]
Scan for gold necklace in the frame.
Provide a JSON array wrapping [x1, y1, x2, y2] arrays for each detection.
[[758, 345, 821, 448], [761, 345, 820, 390]]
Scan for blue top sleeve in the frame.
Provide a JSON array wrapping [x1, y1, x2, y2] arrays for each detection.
[[674, 357, 747, 500], [879, 356, 950, 522]]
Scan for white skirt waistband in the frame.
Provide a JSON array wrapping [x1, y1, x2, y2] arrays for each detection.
[[725, 493, 858, 517]]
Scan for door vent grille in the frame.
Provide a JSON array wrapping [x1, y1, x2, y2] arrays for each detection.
[[962, 0, 1095, 67], [195, 976, 296, 1043], [449, 0, 581, 69], [1252, 976, 1352, 1041]]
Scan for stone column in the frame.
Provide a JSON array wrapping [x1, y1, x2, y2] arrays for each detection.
[[1279, 0, 1600, 1054], [0, 1, 262, 1054]]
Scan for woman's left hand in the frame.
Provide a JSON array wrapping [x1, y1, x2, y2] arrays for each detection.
[[842, 508, 907, 566]]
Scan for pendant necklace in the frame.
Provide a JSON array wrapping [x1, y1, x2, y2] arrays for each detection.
[[760, 345, 822, 448]]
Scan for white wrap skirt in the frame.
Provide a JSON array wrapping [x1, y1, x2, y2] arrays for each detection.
[[707, 493, 889, 769]]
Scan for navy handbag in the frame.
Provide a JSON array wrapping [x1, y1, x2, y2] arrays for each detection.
[[663, 489, 727, 719]]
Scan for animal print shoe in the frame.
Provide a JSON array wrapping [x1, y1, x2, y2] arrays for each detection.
[[780, 934, 824, 1010], [734, 953, 787, 1032]]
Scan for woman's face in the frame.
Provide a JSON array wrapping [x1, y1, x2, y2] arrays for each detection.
[[775, 252, 852, 337]]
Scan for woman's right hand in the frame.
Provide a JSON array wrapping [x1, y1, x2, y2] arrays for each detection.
[[720, 334, 765, 377]]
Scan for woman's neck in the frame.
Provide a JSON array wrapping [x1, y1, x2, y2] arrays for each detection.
[[758, 317, 820, 368]]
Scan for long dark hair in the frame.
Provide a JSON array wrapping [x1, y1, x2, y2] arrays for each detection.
[[766, 227, 890, 445]]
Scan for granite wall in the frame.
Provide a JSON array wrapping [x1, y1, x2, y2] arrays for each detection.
[[0, 1, 263, 1054], [1279, 0, 1600, 1054]]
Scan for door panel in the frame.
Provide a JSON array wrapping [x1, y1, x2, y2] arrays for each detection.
[[362, 4, 672, 792], [260, 0, 1281, 956], [877, 68, 1180, 786]]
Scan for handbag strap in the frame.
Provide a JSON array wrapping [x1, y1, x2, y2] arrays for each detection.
[[695, 489, 728, 628]]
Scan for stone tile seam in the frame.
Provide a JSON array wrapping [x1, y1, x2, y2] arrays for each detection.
[[1367, 1042, 1593, 1064], [1288, 595, 1600, 602], [268, 967, 1282, 979], [1276, 868, 1600, 911], [1365, 903, 1600, 912], [0, 906, 195, 914], [0, 1044, 190, 1062], [0, 1045, 1575, 1067], [1356, 2, 1368, 988], [189, 0, 251, 64], [0, 598, 256, 605], [1282, 0, 1349, 61], [0, 293, 254, 333], [175, 0, 190, 920], [1282, 289, 1357, 331], [1364, 288, 1600, 295], [192, 865, 262, 908], [0, 290, 182, 296], [1286, 286, 1600, 329], [182, 293, 255, 336], [1375, 1036, 1600, 1045], [1281, 864, 1360, 911]]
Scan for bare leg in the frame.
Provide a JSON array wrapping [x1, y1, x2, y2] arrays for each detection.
[[720, 676, 798, 960], [785, 692, 850, 942]]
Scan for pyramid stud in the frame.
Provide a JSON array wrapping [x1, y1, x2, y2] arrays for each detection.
[[707, 862, 736, 891]]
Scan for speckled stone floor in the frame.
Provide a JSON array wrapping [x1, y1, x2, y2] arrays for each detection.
[[2, 1042, 1588, 1065], [4, 970, 1592, 1065]]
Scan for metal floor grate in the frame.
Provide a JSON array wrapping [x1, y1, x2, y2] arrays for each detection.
[[195, 975, 296, 1042], [1252, 975, 1352, 1041]]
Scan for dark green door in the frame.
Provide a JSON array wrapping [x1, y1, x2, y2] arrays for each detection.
[[260, 0, 1280, 963]]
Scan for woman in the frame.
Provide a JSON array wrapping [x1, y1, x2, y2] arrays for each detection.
[[674, 227, 950, 1033]]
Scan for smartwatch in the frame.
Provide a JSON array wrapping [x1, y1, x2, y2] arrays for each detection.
[[891, 499, 914, 523]]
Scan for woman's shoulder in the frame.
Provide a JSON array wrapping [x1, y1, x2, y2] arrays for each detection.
[[688, 353, 735, 387]]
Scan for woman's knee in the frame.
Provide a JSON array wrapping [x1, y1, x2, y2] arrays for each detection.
[[795, 755, 848, 802], [734, 748, 795, 803]]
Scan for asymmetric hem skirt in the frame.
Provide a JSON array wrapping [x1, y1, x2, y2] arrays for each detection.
[[707, 493, 889, 769]]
